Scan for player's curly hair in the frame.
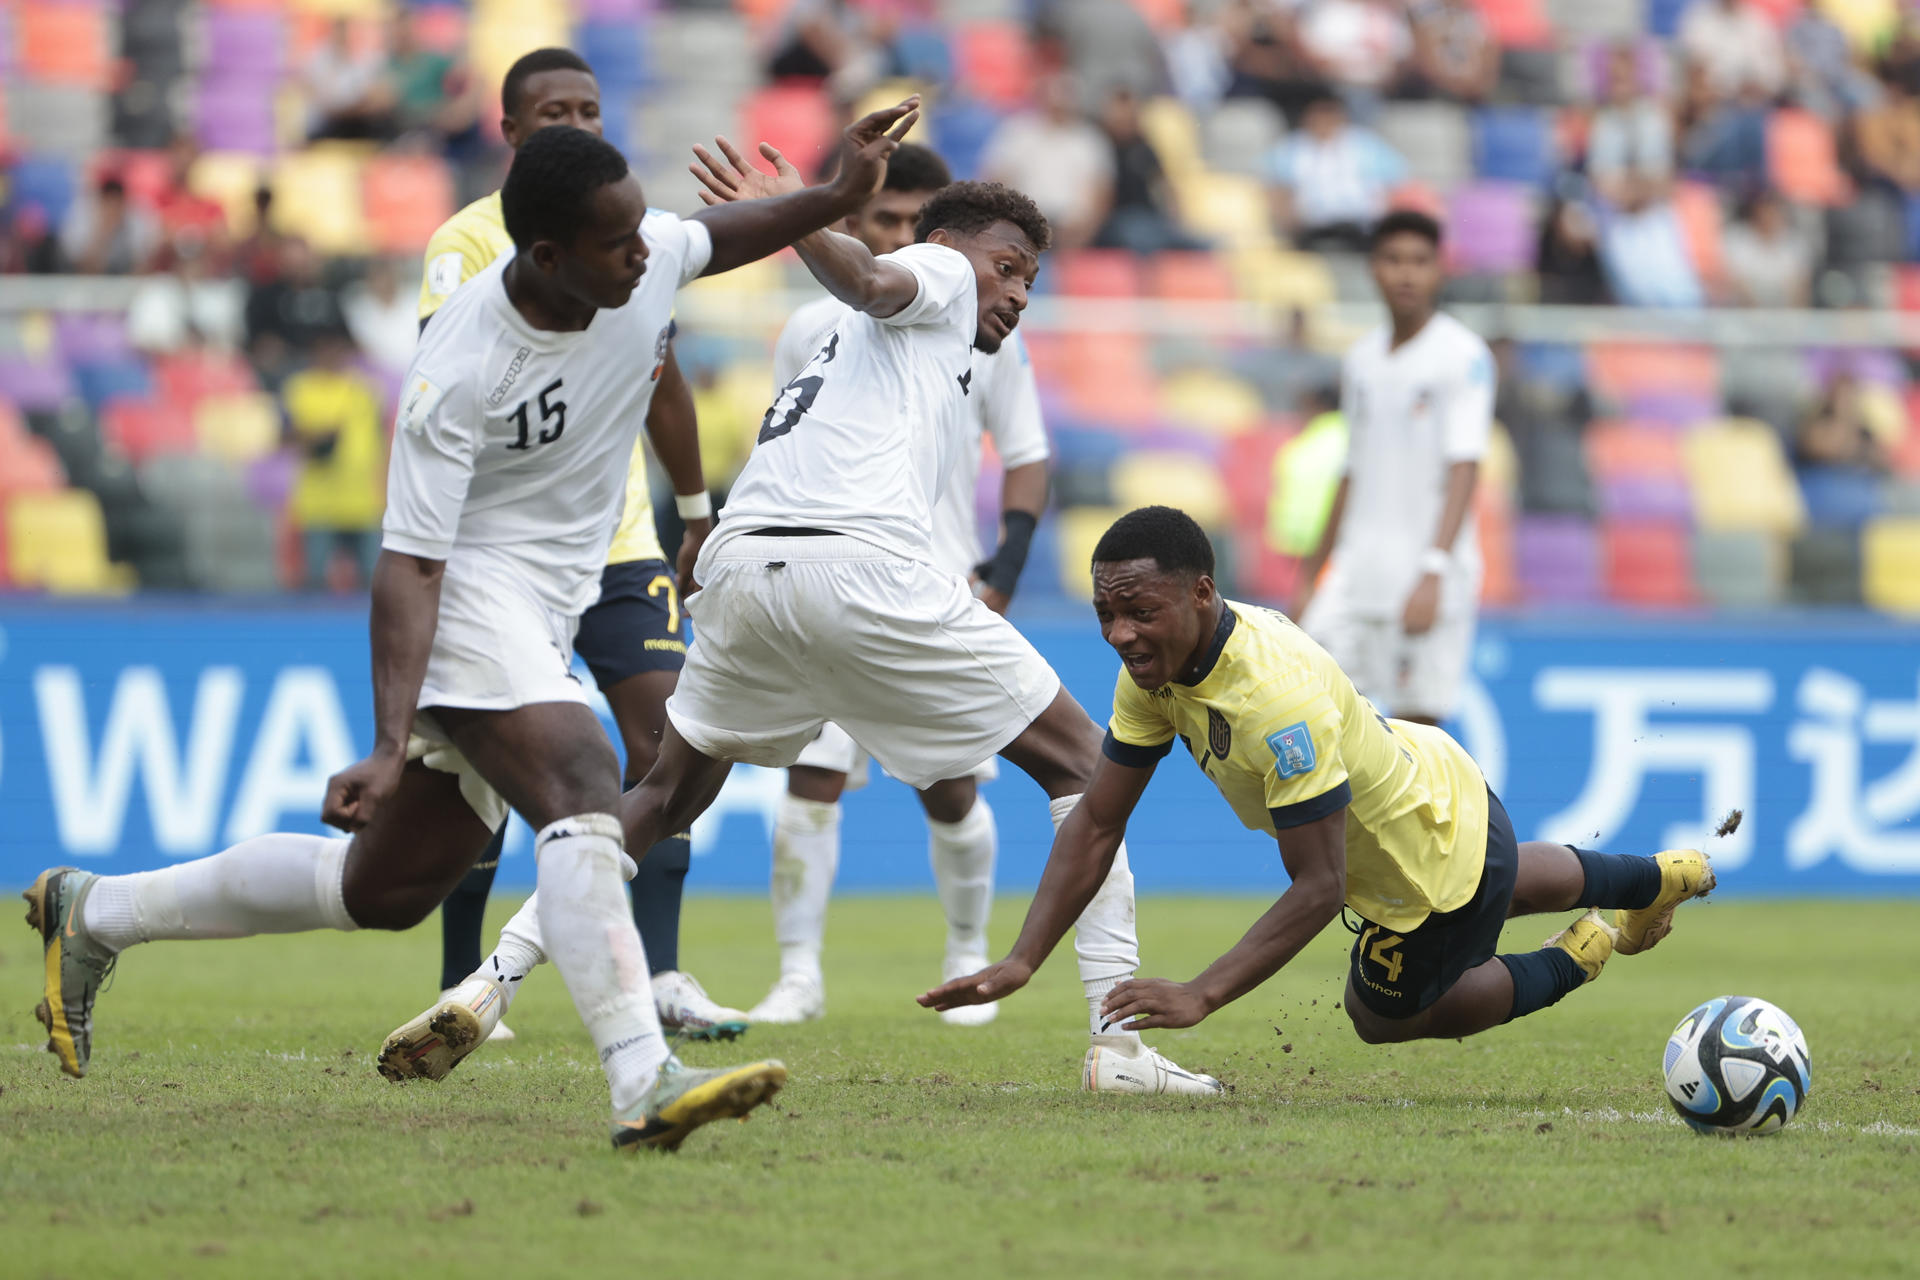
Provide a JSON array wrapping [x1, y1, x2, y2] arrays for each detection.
[[501, 125, 630, 250], [1371, 208, 1442, 252], [501, 47, 594, 119], [883, 144, 952, 195], [1092, 506, 1216, 579], [915, 181, 1051, 253]]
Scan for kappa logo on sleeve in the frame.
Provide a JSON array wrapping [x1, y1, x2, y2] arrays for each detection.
[[1266, 722, 1317, 778], [399, 375, 448, 434]]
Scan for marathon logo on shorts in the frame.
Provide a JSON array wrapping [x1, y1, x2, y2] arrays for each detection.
[[1207, 707, 1231, 759], [1267, 722, 1316, 778], [485, 345, 533, 407]]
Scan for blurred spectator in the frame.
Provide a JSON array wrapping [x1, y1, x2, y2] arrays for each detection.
[[127, 239, 246, 352], [1678, 0, 1785, 102], [1796, 374, 1890, 472], [1535, 196, 1609, 304], [1404, 0, 1499, 104], [1598, 197, 1702, 308], [282, 330, 387, 590], [1587, 44, 1673, 208], [1878, 10, 1920, 97], [1266, 384, 1346, 557], [342, 258, 420, 378], [766, 0, 896, 101], [1043, 0, 1169, 104], [234, 186, 291, 287], [1677, 59, 1768, 191], [1787, 6, 1881, 122], [1490, 336, 1595, 514], [0, 160, 60, 273], [1166, 0, 1233, 111], [388, 18, 481, 156], [1296, 0, 1411, 106], [60, 176, 160, 274], [1221, 0, 1326, 126], [1722, 190, 1813, 306], [1851, 76, 1920, 193], [1092, 88, 1209, 254], [151, 134, 230, 269], [304, 18, 394, 141], [1265, 92, 1407, 251], [246, 239, 345, 388], [981, 73, 1114, 251]]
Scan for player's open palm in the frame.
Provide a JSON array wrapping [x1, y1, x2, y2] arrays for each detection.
[[918, 956, 1032, 1012], [322, 752, 404, 832], [689, 136, 804, 206], [834, 95, 921, 199]]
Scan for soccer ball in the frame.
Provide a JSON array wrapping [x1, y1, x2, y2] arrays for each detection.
[[1662, 996, 1811, 1135]]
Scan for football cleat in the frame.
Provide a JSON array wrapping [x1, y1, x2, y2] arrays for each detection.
[[1082, 1036, 1224, 1096], [377, 976, 508, 1083], [937, 952, 999, 1027], [1614, 848, 1716, 955], [746, 972, 826, 1024], [653, 970, 750, 1043], [23, 867, 114, 1079], [610, 1056, 788, 1153], [1546, 908, 1619, 982]]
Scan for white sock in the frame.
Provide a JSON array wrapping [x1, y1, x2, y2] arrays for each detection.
[[81, 834, 356, 952], [1049, 793, 1143, 1048], [532, 814, 669, 1112], [477, 892, 548, 1016], [928, 796, 996, 958], [772, 794, 839, 984]]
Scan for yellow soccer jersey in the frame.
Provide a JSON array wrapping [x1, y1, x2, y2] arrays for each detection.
[[416, 192, 665, 566], [1105, 601, 1489, 932]]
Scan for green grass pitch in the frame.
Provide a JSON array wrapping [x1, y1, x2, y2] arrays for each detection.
[[4, 894, 1915, 1278]]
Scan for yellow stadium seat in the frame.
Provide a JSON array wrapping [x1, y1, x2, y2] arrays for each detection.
[[195, 392, 282, 466], [271, 145, 372, 255], [190, 151, 265, 238], [1231, 246, 1335, 309], [1683, 418, 1807, 536], [1863, 516, 1920, 614], [1854, 381, 1908, 451], [1816, 0, 1898, 49], [1159, 368, 1263, 436], [1483, 422, 1519, 510], [1110, 450, 1229, 526], [1055, 506, 1127, 600], [850, 79, 937, 132], [5, 490, 136, 595], [470, 11, 571, 89], [1176, 172, 1275, 250], [1141, 97, 1203, 181], [290, 0, 393, 20]]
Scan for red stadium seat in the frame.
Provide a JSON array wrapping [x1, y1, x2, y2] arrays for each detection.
[[742, 83, 838, 177], [1896, 266, 1920, 313], [153, 350, 256, 411], [1672, 182, 1725, 290], [1585, 342, 1718, 404], [1055, 251, 1142, 297], [363, 153, 456, 253], [1148, 252, 1236, 300], [0, 435, 65, 498], [1478, 495, 1519, 605], [956, 22, 1035, 109], [101, 397, 197, 463], [1060, 332, 1158, 426], [19, 2, 113, 87], [1585, 420, 1685, 479], [93, 150, 174, 211], [1768, 109, 1852, 208], [1603, 521, 1698, 606], [1222, 425, 1295, 529], [1472, 0, 1552, 48]]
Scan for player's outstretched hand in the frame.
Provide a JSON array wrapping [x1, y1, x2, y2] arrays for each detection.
[[1099, 977, 1212, 1031], [689, 136, 803, 207], [919, 956, 1033, 1011], [831, 95, 921, 202], [322, 750, 404, 832]]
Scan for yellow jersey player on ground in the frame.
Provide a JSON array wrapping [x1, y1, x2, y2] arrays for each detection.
[[409, 47, 750, 1046], [923, 505, 1716, 1055]]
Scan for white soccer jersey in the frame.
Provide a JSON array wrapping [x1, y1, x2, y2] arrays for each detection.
[[1329, 311, 1493, 618], [383, 211, 712, 616], [710, 242, 977, 567], [769, 288, 1047, 575]]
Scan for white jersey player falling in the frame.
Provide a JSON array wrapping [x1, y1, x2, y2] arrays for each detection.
[[754, 285, 1051, 1025]]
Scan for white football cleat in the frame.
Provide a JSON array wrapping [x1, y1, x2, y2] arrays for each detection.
[[937, 952, 999, 1027], [451, 985, 516, 1043], [746, 972, 826, 1024], [378, 977, 509, 1083], [1082, 1035, 1224, 1096], [652, 970, 750, 1042]]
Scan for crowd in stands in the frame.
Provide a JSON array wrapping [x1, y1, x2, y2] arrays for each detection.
[[2, 0, 1920, 615]]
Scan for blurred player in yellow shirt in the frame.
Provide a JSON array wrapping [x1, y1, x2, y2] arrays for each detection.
[[283, 329, 386, 588], [925, 506, 1715, 1057], [408, 47, 748, 1044]]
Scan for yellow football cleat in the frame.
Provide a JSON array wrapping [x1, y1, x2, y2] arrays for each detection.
[[1614, 848, 1716, 956], [611, 1058, 788, 1153], [1545, 908, 1619, 983]]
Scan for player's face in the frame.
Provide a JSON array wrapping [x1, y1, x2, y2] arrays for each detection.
[[932, 221, 1039, 354], [846, 188, 936, 256], [1092, 559, 1214, 692], [543, 174, 650, 310], [502, 70, 603, 147], [1370, 231, 1441, 320]]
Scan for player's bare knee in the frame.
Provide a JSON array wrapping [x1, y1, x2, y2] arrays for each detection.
[[343, 881, 443, 931], [919, 776, 976, 824]]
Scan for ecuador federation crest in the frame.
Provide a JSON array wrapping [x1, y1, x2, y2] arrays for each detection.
[[1207, 707, 1231, 760]]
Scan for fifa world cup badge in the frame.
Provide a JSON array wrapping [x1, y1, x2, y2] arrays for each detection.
[[1267, 723, 1316, 778]]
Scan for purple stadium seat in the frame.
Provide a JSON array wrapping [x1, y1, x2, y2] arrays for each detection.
[[195, 79, 277, 155], [246, 449, 296, 512], [576, 0, 653, 20], [1580, 38, 1669, 102], [1446, 182, 1534, 274], [1517, 514, 1602, 603], [201, 10, 285, 80], [0, 355, 75, 413], [1804, 347, 1906, 390], [1598, 472, 1693, 522], [52, 312, 130, 368], [1623, 389, 1722, 427]]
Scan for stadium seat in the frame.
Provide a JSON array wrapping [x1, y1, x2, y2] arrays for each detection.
[[72, 358, 154, 410], [1797, 464, 1885, 529], [0, 435, 66, 498], [1788, 528, 1864, 604], [1231, 247, 1335, 308], [1055, 251, 1144, 297], [18, 2, 112, 87], [893, 25, 954, 84], [271, 145, 371, 255], [1176, 172, 1274, 250], [154, 349, 256, 409], [1818, 0, 1900, 50], [1543, 0, 1640, 40], [202, 9, 287, 80], [742, 83, 837, 177], [1142, 97, 1204, 181], [1602, 521, 1697, 606], [1693, 529, 1785, 607], [1586, 342, 1719, 413], [4, 489, 135, 594], [363, 153, 456, 253], [1684, 419, 1807, 536], [8, 83, 109, 160], [1768, 109, 1852, 208], [1673, 182, 1726, 291], [578, 21, 649, 93], [928, 95, 1003, 181], [1110, 450, 1229, 525], [1862, 516, 1920, 613], [1445, 182, 1535, 274], [954, 22, 1034, 109], [1379, 103, 1472, 190], [184, 501, 282, 593], [1148, 252, 1236, 300], [102, 396, 195, 462], [187, 150, 265, 235], [1474, 0, 1553, 47], [194, 392, 281, 466], [1516, 513, 1602, 604], [7, 153, 78, 225], [195, 79, 279, 156], [1471, 107, 1556, 185], [1201, 98, 1284, 179], [1054, 506, 1128, 599], [0, 354, 76, 413], [1160, 369, 1264, 436]]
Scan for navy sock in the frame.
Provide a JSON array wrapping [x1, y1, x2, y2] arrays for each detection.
[[630, 832, 691, 976], [1572, 846, 1661, 910], [439, 827, 504, 990], [1498, 948, 1585, 1022]]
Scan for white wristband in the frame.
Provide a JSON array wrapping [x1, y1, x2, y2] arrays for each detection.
[[674, 491, 713, 520], [1419, 547, 1451, 576]]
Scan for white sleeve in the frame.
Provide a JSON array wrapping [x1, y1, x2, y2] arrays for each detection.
[[644, 210, 714, 288], [878, 242, 976, 333], [1336, 352, 1360, 477], [382, 362, 479, 560], [981, 335, 1049, 469], [1443, 334, 1496, 462]]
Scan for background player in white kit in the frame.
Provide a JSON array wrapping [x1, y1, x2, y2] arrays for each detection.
[[749, 144, 1052, 1029], [26, 107, 922, 1151], [1291, 210, 1492, 726]]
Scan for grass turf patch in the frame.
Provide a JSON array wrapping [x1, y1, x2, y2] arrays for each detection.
[[3, 895, 1915, 1278]]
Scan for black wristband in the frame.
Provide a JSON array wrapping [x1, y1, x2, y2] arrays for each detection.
[[979, 510, 1038, 597]]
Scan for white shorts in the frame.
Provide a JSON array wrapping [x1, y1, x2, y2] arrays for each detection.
[[667, 534, 1058, 790], [1301, 590, 1476, 721], [792, 721, 1000, 790], [407, 550, 588, 831]]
